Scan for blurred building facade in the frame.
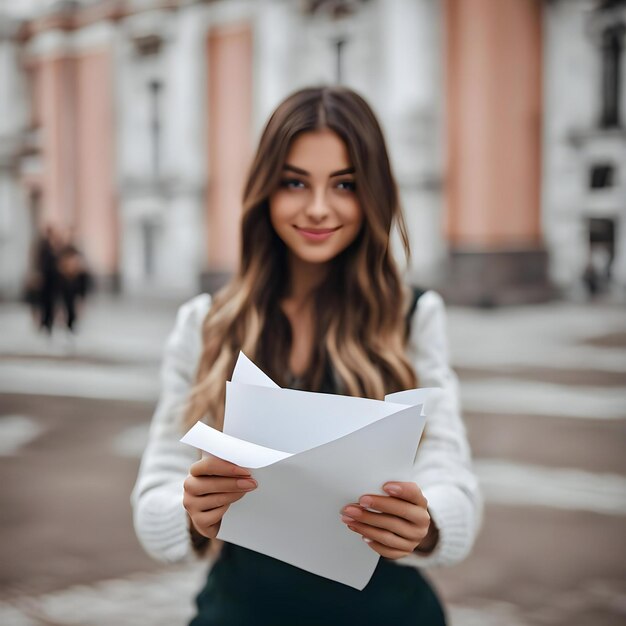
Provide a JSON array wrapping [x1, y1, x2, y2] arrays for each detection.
[[0, 0, 624, 303], [543, 0, 626, 299]]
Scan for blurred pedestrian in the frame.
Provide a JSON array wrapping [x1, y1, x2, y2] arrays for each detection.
[[32, 224, 62, 334], [57, 242, 92, 333], [23, 267, 42, 326], [132, 86, 482, 625]]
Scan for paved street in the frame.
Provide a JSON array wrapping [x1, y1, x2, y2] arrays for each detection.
[[0, 294, 625, 625]]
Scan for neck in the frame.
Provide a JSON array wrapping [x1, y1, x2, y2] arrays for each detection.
[[285, 253, 329, 306]]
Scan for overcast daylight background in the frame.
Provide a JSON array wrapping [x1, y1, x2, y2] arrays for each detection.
[[0, 1, 625, 625]]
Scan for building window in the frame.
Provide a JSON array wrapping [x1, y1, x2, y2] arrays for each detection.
[[599, 23, 625, 128], [589, 163, 615, 189], [133, 34, 163, 57]]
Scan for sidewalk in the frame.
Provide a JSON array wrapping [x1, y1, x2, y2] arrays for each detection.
[[0, 295, 625, 626], [0, 296, 180, 401], [2, 295, 625, 392], [0, 295, 180, 365]]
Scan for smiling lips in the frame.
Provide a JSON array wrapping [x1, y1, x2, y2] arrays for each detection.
[[294, 226, 340, 241]]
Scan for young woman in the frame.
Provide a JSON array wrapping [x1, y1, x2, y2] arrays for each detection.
[[132, 86, 482, 625]]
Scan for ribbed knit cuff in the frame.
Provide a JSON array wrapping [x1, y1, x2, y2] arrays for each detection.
[[134, 485, 196, 563], [397, 484, 473, 570]]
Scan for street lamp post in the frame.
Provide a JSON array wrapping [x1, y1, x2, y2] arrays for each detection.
[[305, 0, 370, 84]]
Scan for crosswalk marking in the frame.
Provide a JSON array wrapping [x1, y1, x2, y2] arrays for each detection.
[[476, 459, 626, 515], [3, 359, 626, 424], [0, 415, 43, 456], [461, 378, 626, 419], [0, 361, 158, 402], [110, 421, 626, 516]]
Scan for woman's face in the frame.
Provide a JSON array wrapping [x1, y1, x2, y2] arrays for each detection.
[[269, 129, 363, 266]]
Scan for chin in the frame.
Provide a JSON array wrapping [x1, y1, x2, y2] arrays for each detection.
[[295, 252, 337, 265], [291, 246, 346, 265]]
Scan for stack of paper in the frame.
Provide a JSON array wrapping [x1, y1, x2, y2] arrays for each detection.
[[180, 352, 432, 590]]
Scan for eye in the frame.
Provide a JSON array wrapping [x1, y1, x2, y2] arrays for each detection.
[[279, 178, 306, 190], [336, 180, 356, 192]]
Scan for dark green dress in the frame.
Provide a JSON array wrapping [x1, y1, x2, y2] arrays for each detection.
[[189, 287, 446, 625], [190, 543, 446, 626]]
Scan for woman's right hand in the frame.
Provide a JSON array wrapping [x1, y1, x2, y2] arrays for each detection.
[[183, 454, 258, 539]]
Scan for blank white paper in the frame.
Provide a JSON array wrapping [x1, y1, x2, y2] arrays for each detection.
[[180, 352, 432, 590]]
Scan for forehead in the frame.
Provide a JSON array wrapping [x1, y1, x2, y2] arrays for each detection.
[[285, 129, 351, 172]]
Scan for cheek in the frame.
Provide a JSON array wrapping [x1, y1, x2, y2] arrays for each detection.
[[269, 195, 291, 233], [331, 207, 363, 254], [344, 202, 364, 235]]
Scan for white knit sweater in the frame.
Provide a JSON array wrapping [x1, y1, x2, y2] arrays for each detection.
[[131, 291, 483, 571]]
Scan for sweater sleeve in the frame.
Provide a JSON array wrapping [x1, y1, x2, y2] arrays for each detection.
[[397, 290, 483, 569], [130, 293, 212, 563]]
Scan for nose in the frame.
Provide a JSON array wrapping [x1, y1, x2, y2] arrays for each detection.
[[304, 188, 330, 222]]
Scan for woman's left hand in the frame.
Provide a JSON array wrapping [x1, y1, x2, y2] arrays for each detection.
[[341, 482, 437, 559]]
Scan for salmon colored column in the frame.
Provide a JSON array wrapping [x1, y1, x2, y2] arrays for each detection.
[[445, 0, 543, 250], [75, 50, 118, 280], [206, 25, 253, 271], [38, 55, 78, 228]]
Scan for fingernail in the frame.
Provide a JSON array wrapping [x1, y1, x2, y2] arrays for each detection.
[[341, 515, 355, 524], [343, 506, 362, 518], [362, 537, 372, 544], [233, 467, 251, 476], [384, 484, 401, 495], [347, 525, 358, 532], [359, 496, 373, 508], [236, 478, 257, 490]]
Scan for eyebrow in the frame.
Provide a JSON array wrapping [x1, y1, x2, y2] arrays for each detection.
[[283, 164, 355, 178]]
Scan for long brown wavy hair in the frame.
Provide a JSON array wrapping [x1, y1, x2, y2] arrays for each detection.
[[183, 86, 418, 431]]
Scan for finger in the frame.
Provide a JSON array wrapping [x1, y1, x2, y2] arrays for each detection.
[[345, 520, 417, 553], [358, 536, 409, 560], [189, 515, 220, 540], [191, 504, 229, 534], [341, 505, 428, 542], [382, 481, 427, 507], [355, 495, 430, 526], [193, 521, 220, 540], [184, 475, 257, 496], [198, 490, 248, 511], [190, 454, 251, 478]]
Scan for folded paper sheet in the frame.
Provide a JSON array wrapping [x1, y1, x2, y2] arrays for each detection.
[[180, 353, 433, 590]]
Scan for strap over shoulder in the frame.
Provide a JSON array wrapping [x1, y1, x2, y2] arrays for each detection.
[[405, 286, 426, 339]]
